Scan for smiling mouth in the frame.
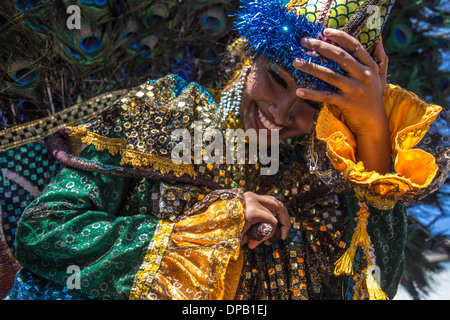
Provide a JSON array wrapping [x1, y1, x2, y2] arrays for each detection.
[[255, 105, 284, 133]]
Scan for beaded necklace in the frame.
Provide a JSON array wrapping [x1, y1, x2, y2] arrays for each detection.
[[219, 62, 251, 122]]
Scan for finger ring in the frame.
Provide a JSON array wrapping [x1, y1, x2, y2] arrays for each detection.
[[351, 47, 358, 56], [272, 211, 277, 217]]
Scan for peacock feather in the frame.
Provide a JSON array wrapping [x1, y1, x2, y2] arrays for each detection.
[[0, 0, 239, 127]]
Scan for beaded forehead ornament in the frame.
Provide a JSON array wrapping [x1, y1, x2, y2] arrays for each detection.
[[235, 0, 396, 91]]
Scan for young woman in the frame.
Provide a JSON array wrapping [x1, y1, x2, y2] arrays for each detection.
[[5, 0, 448, 300]]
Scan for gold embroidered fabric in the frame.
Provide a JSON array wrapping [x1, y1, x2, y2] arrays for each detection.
[[129, 220, 174, 300], [315, 84, 442, 205], [143, 190, 245, 300], [67, 75, 221, 179]]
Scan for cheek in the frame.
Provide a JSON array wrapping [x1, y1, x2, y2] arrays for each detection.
[[293, 107, 316, 134], [246, 70, 272, 98], [239, 91, 255, 131], [239, 72, 265, 130]]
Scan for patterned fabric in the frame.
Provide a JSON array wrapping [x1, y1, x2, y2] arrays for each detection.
[[142, 189, 245, 300], [0, 142, 62, 255], [289, 0, 395, 49], [0, 88, 125, 254], [3, 75, 446, 300], [235, 141, 407, 300], [0, 90, 124, 298], [4, 268, 94, 300], [0, 89, 122, 153], [9, 76, 249, 300]]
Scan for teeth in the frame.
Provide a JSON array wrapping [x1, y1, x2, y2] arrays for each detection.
[[257, 107, 283, 130]]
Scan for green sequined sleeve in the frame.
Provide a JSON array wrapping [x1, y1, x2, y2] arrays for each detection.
[[15, 146, 160, 299]]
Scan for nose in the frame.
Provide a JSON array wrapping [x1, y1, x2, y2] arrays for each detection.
[[267, 92, 299, 126]]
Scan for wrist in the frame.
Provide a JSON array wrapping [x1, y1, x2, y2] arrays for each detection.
[[355, 123, 391, 174]]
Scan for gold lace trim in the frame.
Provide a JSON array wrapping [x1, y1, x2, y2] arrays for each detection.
[[67, 125, 196, 178], [129, 220, 175, 300], [121, 149, 196, 178], [67, 125, 126, 155]]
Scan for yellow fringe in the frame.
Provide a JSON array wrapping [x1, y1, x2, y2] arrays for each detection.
[[365, 273, 389, 300], [67, 125, 196, 178], [334, 245, 356, 275], [67, 125, 126, 155], [334, 202, 371, 276], [121, 149, 196, 178]]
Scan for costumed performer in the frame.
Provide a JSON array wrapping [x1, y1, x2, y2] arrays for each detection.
[[5, 0, 449, 300]]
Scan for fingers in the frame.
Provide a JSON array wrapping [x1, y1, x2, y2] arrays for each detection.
[[322, 28, 378, 70], [295, 86, 345, 106], [254, 194, 291, 241], [242, 192, 291, 249], [300, 36, 359, 76], [242, 193, 278, 249], [293, 58, 350, 90], [372, 41, 389, 87], [297, 29, 379, 84]]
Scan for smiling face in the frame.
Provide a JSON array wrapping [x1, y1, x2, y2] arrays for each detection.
[[238, 56, 319, 141]]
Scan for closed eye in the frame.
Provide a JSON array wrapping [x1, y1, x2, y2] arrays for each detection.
[[268, 64, 288, 89]]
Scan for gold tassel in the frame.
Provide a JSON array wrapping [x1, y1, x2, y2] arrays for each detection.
[[335, 186, 390, 300], [365, 273, 389, 300], [334, 201, 371, 276], [353, 202, 370, 247], [334, 245, 356, 275]]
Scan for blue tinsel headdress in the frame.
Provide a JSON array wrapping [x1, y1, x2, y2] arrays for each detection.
[[234, 0, 343, 92]]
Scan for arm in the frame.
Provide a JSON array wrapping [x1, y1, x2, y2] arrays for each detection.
[[15, 147, 157, 300], [15, 145, 290, 300], [294, 28, 391, 174]]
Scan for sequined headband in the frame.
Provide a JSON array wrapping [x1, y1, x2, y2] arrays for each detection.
[[235, 0, 395, 91]]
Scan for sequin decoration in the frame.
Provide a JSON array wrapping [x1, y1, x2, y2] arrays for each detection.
[[4, 269, 95, 300], [0, 141, 62, 255]]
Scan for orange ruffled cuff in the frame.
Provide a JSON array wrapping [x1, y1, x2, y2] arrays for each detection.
[[315, 84, 442, 203], [130, 193, 245, 300]]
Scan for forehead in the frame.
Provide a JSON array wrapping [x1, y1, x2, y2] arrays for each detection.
[[251, 55, 310, 87]]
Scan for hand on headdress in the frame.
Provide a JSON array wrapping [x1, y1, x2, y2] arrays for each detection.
[[294, 28, 391, 173]]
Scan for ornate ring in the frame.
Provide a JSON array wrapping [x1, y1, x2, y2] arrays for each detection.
[[351, 46, 358, 56]]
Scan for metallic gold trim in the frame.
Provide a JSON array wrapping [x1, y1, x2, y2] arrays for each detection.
[[68, 125, 197, 178], [121, 149, 196, 178], [67, 125, 126, 155], [129, 220, 175, 300]]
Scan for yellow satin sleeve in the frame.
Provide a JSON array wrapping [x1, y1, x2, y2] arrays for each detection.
[[315, 84, 442, 204], [130, 193, 245, 300]]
